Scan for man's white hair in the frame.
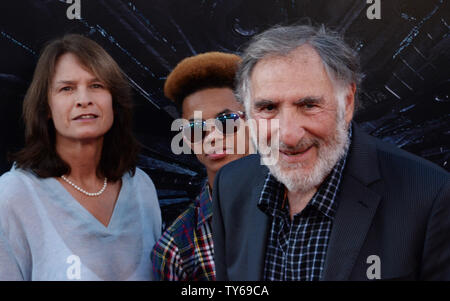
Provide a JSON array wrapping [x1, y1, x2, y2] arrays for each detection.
[[236, 24, 362, 116]]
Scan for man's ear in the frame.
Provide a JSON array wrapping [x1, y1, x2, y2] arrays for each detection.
[[344, 83, 356, 124]]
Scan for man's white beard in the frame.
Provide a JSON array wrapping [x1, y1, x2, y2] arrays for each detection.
[[252, 107, 350, 193]]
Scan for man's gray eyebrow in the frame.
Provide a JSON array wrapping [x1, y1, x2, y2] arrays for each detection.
[[253, 99, 276, 107], [294, 96, 324, 103]]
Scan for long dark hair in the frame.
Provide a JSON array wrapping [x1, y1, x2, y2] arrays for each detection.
[[12, 34, 139, 181]]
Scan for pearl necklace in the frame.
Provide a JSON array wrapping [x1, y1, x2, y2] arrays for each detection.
[[61, 175, 107, 197]]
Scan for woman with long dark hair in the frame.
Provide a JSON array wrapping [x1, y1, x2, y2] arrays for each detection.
[[0, 34, 161, 280]]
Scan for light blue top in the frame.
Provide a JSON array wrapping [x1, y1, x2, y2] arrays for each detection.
[[0, 166, 161, 280]]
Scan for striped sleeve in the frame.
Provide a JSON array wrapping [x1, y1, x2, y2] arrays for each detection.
[[151, 229, 187, 281]]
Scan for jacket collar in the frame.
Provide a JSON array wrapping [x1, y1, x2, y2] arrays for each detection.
[[195, 181, 213, 230], [321, 123, 383, 280]]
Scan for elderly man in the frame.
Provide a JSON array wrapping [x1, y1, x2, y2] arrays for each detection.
[[212, 24, 450, 281]]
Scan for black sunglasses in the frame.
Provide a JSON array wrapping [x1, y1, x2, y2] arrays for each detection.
[[180, 111, 245, 143]]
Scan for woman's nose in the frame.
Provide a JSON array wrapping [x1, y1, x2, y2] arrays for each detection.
[[75, 90, 93, 107]]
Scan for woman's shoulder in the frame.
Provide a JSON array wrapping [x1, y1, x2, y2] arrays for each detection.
[[123, 167, 159, 204], [124, 167, 161, 228], [0, 167, 37, 211], [126, 167, 155, 188], [0, 167, 34, 193]]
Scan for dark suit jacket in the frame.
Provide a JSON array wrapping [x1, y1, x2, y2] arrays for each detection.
[[212, 125, 450, 280]]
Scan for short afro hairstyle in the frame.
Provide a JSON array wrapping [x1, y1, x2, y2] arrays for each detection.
[[164, 52, 241, 108]]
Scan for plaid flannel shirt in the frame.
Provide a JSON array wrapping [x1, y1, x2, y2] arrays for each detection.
[[151, 182, 215, 281]]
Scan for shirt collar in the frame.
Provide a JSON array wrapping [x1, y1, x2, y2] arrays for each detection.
[[308, 150, 347, 218], [258, 127, 352, 220], [195, 181, 213, 229]]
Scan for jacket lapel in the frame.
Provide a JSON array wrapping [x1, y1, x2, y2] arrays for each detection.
[[321, 125, 383, 280], [246, 203, 270, 280], [246, 164, 270, 280], [321, 176, 381, 280]]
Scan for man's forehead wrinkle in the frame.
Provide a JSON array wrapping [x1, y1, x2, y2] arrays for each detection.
[[253, 47, 327, 79], [248, 45, 337, 106], [262, 44, 321, 64]]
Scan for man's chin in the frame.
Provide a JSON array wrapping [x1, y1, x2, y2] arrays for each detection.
[[268, 163, 316, 192]]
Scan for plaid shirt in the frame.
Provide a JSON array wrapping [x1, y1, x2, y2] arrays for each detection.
[[259, 133, 350, 281], [151, 182, 215, 281]]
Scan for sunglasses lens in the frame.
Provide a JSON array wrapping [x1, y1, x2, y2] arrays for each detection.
[[182, 113, 243, 143], [216, 113, 241, 135], [183, 121, 205, 143]]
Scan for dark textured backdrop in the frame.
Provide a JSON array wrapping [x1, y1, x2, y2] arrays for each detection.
[[0, 0, 449, 227]]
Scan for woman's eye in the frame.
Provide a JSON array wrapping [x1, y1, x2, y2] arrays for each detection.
[[91, 84, 103, 89], [60, 86, 72, 92]]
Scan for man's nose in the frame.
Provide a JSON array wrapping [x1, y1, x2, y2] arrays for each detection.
[[278, 108, 306, 147]]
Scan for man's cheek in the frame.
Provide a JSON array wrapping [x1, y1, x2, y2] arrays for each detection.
[[252, 118, 280, 161], [266, 119, 280, 146]]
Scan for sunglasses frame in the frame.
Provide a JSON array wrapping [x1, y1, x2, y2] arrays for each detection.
[[180, 111, 245, 143]]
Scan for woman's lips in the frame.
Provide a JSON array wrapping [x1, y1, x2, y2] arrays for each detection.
[[73, 114, 99, 122], [73, 117, 98, 122]]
